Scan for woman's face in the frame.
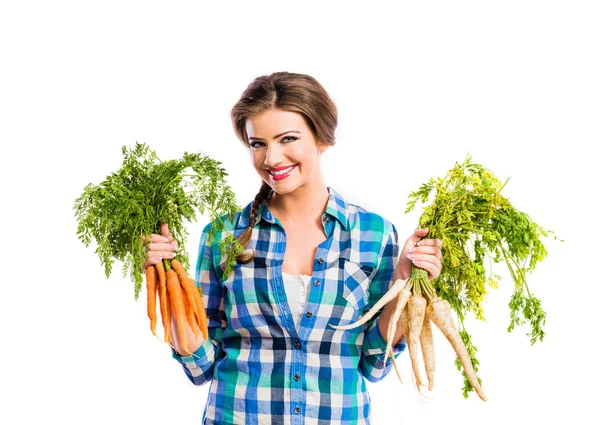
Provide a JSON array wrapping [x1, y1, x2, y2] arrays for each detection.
[[245, 108, 328, 195]]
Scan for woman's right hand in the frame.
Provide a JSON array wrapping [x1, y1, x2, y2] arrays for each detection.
[[143, 223, 203, 354], [170, 314, 204, 356], [143, 223, 179, 270]]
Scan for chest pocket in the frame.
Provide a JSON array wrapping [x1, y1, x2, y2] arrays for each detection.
[[341, 259, 375, 311]]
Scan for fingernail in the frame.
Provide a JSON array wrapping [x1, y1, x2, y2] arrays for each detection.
[[170, 252, 176, 258], [407, 254, 414, 260], [163, 237, 168, 243], [409, 247, 415, 253]]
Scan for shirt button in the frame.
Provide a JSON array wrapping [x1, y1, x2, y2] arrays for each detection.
[[294, 407, 301, 414], [294, 373, 301, 381], [294, 340, 301, 349], [317, 258, 324, 264], [306, 312, 313, 318], [314, 279, 320, 286]]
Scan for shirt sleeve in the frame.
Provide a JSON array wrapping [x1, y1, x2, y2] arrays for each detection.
[[171, 221, 228, 386], [359, 222, 407, 383]]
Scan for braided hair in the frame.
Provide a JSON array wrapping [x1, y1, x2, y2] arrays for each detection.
[[235, 181, 272, 264]]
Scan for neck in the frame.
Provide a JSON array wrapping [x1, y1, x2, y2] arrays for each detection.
[[268, 178, 329, 222]]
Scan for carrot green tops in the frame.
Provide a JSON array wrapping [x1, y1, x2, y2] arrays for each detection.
[[171, 186, 407, 425]]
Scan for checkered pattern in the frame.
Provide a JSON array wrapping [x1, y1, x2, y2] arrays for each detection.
[[172, 187, 406, 425]]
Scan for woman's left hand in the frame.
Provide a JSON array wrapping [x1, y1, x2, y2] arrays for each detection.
[[394, 228, 443, 280]]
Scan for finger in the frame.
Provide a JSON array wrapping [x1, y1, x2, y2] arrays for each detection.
[[406, 228, 430, 246], [410, 258, 442, 279], [160, 222, 171, 238], [148, 251, 177, 262], [146, 237, 176, 258], [143, 256, 166, 270], [414, 227, 430, 238], [148, 241, 177, 251], [416, 238, 443, 248], [149, 233, 170, 244], [411, 245, 443, 261], [407, 252, 442, 271], [158, 224, 178, 249], [144, 252, 176, 272]]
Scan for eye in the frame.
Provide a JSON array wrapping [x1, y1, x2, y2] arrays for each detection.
[[281, 135, 298, 143], [249, 141, 265, 149]]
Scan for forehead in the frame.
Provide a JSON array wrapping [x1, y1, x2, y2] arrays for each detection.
[[245, 109, 307, 137]]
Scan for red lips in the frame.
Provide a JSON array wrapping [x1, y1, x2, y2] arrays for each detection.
[[267, 165, 297, 172], [268, 164, 297, 181]]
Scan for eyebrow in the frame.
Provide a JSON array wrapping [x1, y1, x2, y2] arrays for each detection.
[[248, 130, 300, 141]]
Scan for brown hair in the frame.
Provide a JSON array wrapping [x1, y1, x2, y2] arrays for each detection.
[[230, 71, 338, 263]]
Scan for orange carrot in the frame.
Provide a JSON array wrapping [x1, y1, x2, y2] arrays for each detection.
[[169, 258, 187, 279], [155, 260, 169, 343], [170, 259, 201, 333], [166, 268, 191, 356], [420, 305, 436, 391], [164, 286, 172, 345], [145, 265, 158, 336], [187, 276, 208, 340], [182, 284, 200, 339], [428, 297, 487, 401]]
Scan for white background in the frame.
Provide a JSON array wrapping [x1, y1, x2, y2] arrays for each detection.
[[1, 1, 598, 424]]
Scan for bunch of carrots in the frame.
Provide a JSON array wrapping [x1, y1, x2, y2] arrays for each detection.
[[74, 143, 240, 357], [146, 258, 209, 356]]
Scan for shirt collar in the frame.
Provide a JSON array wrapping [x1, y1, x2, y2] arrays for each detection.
[[235, 186, 349, 230], [323, 186, 349, 230]]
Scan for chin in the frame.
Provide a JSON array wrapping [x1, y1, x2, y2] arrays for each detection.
[[265, 178, 297, 194], [271, 185, 296, 195]]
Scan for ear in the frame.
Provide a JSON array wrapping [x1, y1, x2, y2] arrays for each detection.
[[317, 142, 330, 154]]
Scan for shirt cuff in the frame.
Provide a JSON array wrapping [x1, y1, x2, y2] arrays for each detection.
[[363, 317, 407, 363], [171, 337, 217, 370]]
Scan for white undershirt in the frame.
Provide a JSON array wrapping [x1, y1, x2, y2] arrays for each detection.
[[281, 272, 312, 330]]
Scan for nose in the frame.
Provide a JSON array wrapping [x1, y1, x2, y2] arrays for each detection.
[[264, 142, 284, 167]]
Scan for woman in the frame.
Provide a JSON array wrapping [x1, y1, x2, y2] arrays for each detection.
[[144, 71, 443, 425]]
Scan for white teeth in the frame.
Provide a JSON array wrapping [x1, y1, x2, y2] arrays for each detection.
[[270, 165, 295, 175]]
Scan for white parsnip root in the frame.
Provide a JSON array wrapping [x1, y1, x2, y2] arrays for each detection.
[[388, 347, 403, 384], [428, 297, 487, 401], [328, 278, 408, 330], [420, 306, 435, 391], [330, 274, 488, 402], [406, 295, 427, 389], [383, 286, 411, 365]]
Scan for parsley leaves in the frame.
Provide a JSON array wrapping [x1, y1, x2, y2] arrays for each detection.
[[405, 153, 560, 397]]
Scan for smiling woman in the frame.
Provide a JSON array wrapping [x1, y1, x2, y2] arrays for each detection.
[[144, 71, 444, 425]]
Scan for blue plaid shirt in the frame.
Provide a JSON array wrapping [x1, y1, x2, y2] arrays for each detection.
[[172, 186, 407, 425]]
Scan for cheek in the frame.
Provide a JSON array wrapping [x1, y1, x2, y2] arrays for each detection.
[[250, 151, 263, 169], [302, 152, 320, 172], [290, 146, 316, 165]]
